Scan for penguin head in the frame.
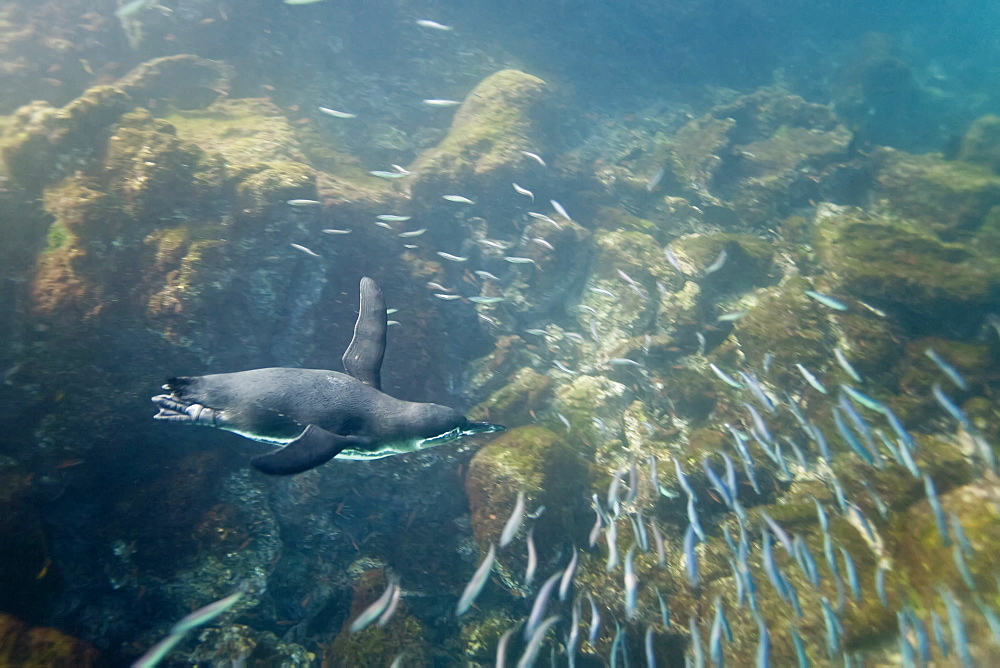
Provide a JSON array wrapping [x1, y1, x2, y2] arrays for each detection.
[[411, 403, 469, 440]]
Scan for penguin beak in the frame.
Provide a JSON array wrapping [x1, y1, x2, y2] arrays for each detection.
[[463, 421, 506, 436]]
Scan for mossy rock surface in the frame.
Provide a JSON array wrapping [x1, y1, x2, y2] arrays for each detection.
[[813, 203, 1000, 319], [871, 146, 1000, 236], [958, 114, 1000, 174], [465, 425, 589, 552], [667, 87, 851, 226], [0, 613, 99, 668]]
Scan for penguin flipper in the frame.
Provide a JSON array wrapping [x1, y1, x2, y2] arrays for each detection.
[[342, 276, 387, 391], [251, 425, 369, 475]]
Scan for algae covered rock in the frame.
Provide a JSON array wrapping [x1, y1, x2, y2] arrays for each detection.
[[0, 613, 99, 667], [668, 87, 852, 226], [408, 69, 554, 230], [957, 114, 1000, 175], [871, 146, 1000, 236], [465, 425, 590, 556], [813, 202, 1000, 326]]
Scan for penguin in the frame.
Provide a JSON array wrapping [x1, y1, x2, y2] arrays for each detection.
[[152, 277, 504, 474]]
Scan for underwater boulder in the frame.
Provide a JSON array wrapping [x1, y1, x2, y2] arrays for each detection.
[[667, 87, 853, 227], [871, 146, 1000, 238], [813, 202, 1000, 331], [957, 115, 1000, 175], [0, 613, 99, 667]]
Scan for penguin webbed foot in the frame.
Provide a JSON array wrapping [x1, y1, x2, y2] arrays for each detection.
[[151, 395, 218, 425], [251, 425, 369, 475]]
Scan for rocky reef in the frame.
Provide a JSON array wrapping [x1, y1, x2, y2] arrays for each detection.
[[2, 34, 1000, 667]]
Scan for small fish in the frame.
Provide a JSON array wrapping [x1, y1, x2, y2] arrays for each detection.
[[932, 383, 973, 431], [717, 310, 749, 322], [322, 228, 352, 235], [834, 348, 863, 383], [651, 521, 666, 566], [469, 296, 504, 305], [496, 626, 515, 668], [556, 412, 571, 432], [521, 150, 547, 167], [479, 239, 507, 249], [132, 633, 184, 668], [560, 549, 578, 601], [500, 491, 526, 548], [290, 243, 321, 257], [318, 107, 356, 119], [434, 293, 463, 301], [623, 547, 639, 620], [923, 474, 951, 546], [525, 528, 538, 585], [689, 615, 705, 668], [369, 170, 407, 179], [553, 360, 577, 375], [377, 214, 411, 222], [805, 290, 848, 311], [684, 524, 700, 587], [398, 228, 427, 238], [550, 199, 572, 221], [513, 183, 534, 200], [525, 328, 547, 336], [687, 496, 705, 541], [442, 194, 474, 203], [924, 348, 968, 391], [664, 247, 685, 275], [436, 251, 468, 262], [608, 358, 641, 367], [703, 249, 728, 276], [504, 256, 536, 265], [709, 363, 744, 389], [171, 592, 242, 636], [646, 166, 666, 192], [415, 19, 452, 30], [456, 543, 496, 615], [427, 281, 452, 292], [588, 287, 617, 298], [474, 270, 500, 281], [350, 578, 397, 632], [525, 571, 563, 639], [391, 164, 412, 175], [531, 237, 555, 251], [402, 244, 418, 249], [376, 582, 402, 628], [644, 625, 657, 668], [587, 592, 602, 645], [527, 212, 560, 227], [841, 384, 886, 414], [795, 363, 827, 394], [839, 547, 861, 601], [605, 520, 619, 572], [517, 615, 559, 668], [115, 0, 154, 19], [286, 199, 320, 206], [424, 99, 462, 107], [588, 504, 604, 548], [875, 565, 889, 606], [940, 587, 973, 667], [374, 222, 393, 230]]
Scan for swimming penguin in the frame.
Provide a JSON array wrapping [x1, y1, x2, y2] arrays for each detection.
[[152, 277, 505, 475]]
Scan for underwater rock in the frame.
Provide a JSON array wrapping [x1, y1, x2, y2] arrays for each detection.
[[958, 115, 1000, 175], [813, 202, 1000, 330], [465, 425, 591, 557], [407, 69, 554, 236], [468, 366, 554, 429], [2, 55, 232, 190], [667, 87, 852, 226], [871, 146, 1000, 237], [0, 613, 99, 667]]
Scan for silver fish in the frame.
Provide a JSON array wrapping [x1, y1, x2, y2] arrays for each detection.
[[559, 549, 578, 601], [434, 293, 463, 301], [442, 194, 474, 203], [521, 150, 547, 167], [499, 490, 526, 548], [170, 592, 242, 636], [318, 107, 355, 119], [322, 229, 352, 235], [469, 296, 504, 305], [423, 99, 462, 107], [525, 571, 563, 639], [504, 256, 537, 265], [377, 214, 411, 222], [531, 237, 555, 251], [286, 199, 320, 206], [703, 248, 728, 276], [369, 170, 407, 179], [415, 19, 452, 30], [350, 577, 397, 632], [398, 228, 427, 238], [513, 183, 534, 200], [550, 199, 572, 221], [525, 528, 538, 585], [290, 243, 320, 257], [456, 543, 496, 615], [436, 251, 468, 262]]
